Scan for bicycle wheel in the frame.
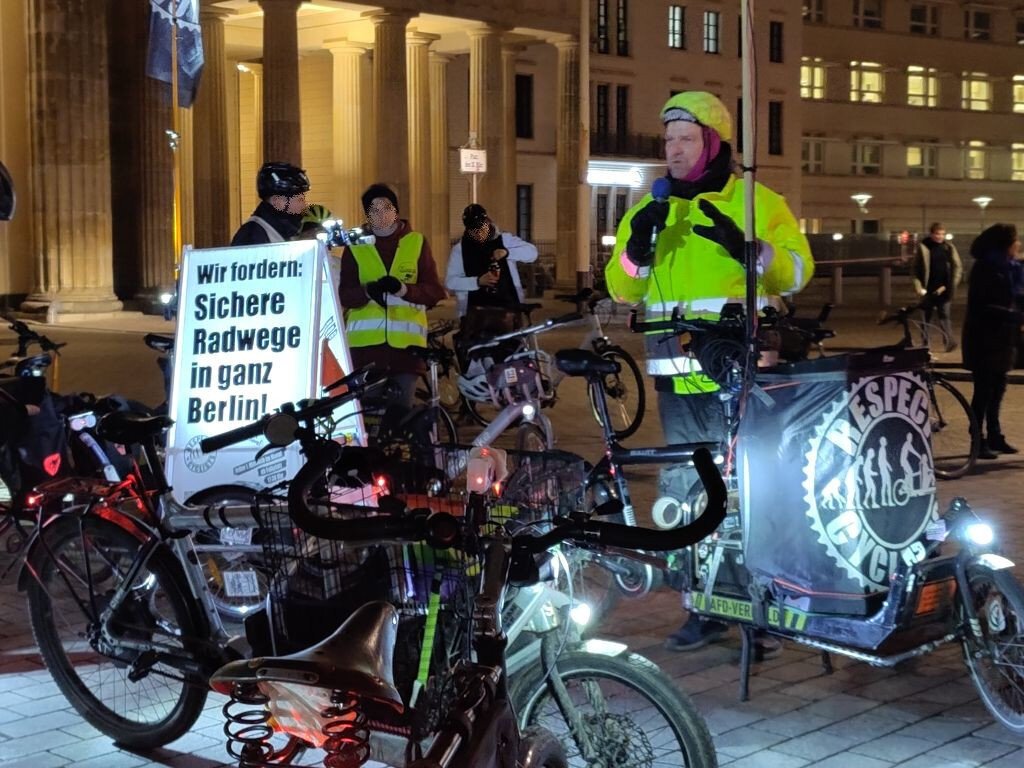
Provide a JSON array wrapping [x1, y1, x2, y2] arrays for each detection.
[[929, 376, 979, 479], [961, 566, 1024, 733], [187, 485, 271, 624], [511, 650, 718, 768], [26, 513, 208, 749], [588, 347, 646, 441]]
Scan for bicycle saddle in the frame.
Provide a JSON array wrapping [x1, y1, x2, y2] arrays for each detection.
[[406, 345, 453, 362], [210, 601, 404, 712], [97, 411, 173, 444], [554, 349, 620, 377], [144, 333, 174, 354]]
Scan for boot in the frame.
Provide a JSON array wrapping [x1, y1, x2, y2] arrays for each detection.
[[978, 439, 999, 460], [988, 435, 1019, 454]]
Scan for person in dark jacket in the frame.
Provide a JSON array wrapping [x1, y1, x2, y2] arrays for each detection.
[[962, 223, 1022, 459], [230, 162, 310, 246], [912, 222, 962, 351]]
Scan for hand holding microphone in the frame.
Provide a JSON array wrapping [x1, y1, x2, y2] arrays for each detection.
[[626, 177, 671, 269]]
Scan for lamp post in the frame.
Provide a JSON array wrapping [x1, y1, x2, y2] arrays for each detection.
[[850, 193, 872, 235], [972, 195, 993, 231]]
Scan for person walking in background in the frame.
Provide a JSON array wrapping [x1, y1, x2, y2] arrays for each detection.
[[606, 91, 814, 655], [445, 203, 538, 339], [962, 223, 1022, 459], [912, 222, 963, 352], [230, 162, 310, 245], [337, 183, 446, 410]]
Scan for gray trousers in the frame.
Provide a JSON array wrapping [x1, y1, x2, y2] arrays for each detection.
[[657, 388, 727, 500]]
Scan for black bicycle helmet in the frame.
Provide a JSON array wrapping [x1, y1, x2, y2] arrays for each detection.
[[256, 162, 310, 200], [0, 162, 15, 221]]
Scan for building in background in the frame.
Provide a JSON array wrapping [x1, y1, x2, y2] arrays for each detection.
[[1, 1, 1022, 314]]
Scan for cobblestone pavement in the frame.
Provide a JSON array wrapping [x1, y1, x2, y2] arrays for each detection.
[[2, 280, 1023, 767]]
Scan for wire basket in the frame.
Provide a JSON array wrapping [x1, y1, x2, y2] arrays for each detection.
[[256, 443, 586, 709]]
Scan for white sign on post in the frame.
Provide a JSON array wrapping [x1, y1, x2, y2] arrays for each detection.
[[459, 148, 488, 174], [165, 240, 362, 504]]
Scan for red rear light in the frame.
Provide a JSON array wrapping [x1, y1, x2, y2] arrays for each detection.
[[43, 453, 61, 477], [24, 492, 44, 508]]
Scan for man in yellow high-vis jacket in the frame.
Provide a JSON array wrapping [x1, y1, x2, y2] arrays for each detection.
[[339, 183, 446, 409], [607, 91, 814, 654]]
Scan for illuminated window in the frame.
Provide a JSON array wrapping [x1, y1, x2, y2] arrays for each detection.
[[1012, 144, 1024, 181], [852, 139, 882, 175], [703, 10, 720, 53], [803, 0, 824, 23], [965, 9, 991, 41], [668, 6, 685, 49], [965, 140, 987, 179], [802, 136, 824, 174], [854, 0, 883, 29], [801, 57, 826, 99], [909, 4, 938, 35], [850, 61, 884, 103], [906, 143, 937, 177], [907, 66, 938, 107], [961, 72, 991, 111], [1014, 76, 1024, 113]]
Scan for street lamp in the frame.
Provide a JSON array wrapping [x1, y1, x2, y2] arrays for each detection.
[[850, 193, 872, 234], [972, 195, 993, 230]]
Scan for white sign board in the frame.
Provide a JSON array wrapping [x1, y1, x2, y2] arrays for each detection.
[[165, 241, 362, 504], [459, 148, 488, 174]]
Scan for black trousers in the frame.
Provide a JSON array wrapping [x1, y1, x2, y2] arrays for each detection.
[[971, 369, 1008, 440]]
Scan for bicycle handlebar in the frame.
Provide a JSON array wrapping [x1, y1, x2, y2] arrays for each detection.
[[285, 443, 727, 556], [3, 315, 66, 354], [466, 312, 584, 354], [199, 366, 382, 453]]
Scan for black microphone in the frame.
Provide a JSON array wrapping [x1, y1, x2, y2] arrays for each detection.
[[648, 177, 672, 253]]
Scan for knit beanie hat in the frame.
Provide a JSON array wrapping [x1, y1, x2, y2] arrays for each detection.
[[361, 183, 399, 214], [462, 203, 489, 229]]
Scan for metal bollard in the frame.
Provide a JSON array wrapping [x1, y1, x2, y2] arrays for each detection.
[[879, 264, 892, 307], [831, 264, 843, 305]]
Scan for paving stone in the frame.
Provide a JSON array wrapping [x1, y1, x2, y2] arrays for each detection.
[[723, 748, 810, 768], [792, 693, 879, 722], [811, 753, 893, 768], [702, 706, 770, 736], [894, 716, 986, 744], [749, 711, 836, 738], [771, 730, 862, 762], [980, 748, 1024, 767], [972, 723, 1024, 747], [920, 735, 1017, 766], [0, 752, 71, 768], [850, 732, 937, 762], [820, 711, 905, 741], [0, 729, 81, 760], [714, 725, 786, 759]]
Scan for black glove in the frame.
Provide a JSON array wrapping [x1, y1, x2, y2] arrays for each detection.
[[365, 279, 387, 307], [378, 275, 403, 294], [693, 199, 745, 265], [625, 199, 670, 267]]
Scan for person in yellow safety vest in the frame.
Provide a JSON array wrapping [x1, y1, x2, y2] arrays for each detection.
[[338, 183, 447, 409], [607, 91, 814, 655]]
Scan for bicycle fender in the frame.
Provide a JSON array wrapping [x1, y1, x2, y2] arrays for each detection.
[[16, 507, 162, 592], [968, 553, 1016, 572], [579, 638, 629, 658]]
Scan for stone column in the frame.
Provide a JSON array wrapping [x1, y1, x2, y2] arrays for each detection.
[[429, 52, 453, 272], [366, 10, 412, 205], [137, 74, 175, 298], [553, 37, 581, 285], [257, 0, 302, 165], [23, 0, 121, 315], [193, 6, 233, 247], [406, 30, 437, 236], [501, 41, 524, 229], [467, 24, 505, 214], [325, 39, 370, 227]]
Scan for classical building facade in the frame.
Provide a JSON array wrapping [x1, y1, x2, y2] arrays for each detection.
[[2, 1, 1022, 313]]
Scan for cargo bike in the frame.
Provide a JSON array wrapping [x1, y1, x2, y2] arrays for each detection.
[[619, 309, 1024, 733]]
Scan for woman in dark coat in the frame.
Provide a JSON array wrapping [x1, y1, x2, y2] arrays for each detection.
[[961, 223, 1022, 459]]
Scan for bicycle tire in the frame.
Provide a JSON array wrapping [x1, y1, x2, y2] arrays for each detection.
[[588, 347, 646, 441], [26, 514, 208, 749], [960, 565, 1024, 733], [929, 376, 979, 480], [510, 650, 718, 768], [186, 484, 270, 623]]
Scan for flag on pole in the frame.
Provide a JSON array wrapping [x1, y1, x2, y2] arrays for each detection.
[[146, 0, 204, 108]]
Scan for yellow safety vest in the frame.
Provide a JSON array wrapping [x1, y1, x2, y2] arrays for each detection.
[[606, 176, 813, 394], [345, 233, 427, 349]]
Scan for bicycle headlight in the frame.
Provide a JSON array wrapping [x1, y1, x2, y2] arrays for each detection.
[[964, 522, 994, 547], [570, 602, 592, 626]]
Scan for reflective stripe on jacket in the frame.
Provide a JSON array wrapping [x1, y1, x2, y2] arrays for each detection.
[[606, 176, 813, 393], [345, 233, 428, 349]]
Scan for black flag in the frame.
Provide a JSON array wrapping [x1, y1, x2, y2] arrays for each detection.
[[146, 0, 205, 108]]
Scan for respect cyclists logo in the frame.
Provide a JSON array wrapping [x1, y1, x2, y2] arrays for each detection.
[[802, 372, 939, 590], [183, 435, 216, 474]]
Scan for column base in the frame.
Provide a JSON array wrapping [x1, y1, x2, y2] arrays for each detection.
[[21, 292, 124, 320]]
